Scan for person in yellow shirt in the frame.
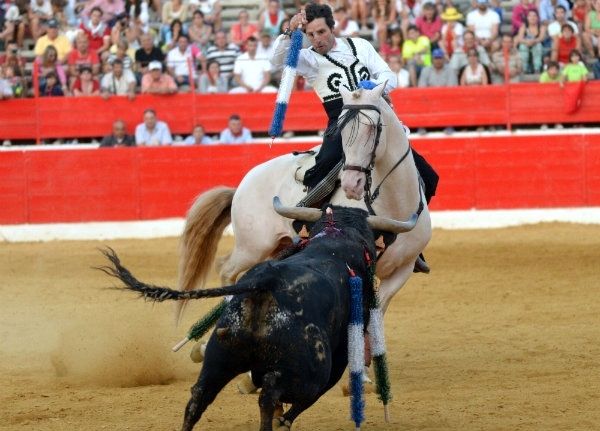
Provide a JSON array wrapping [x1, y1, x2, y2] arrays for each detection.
[[402, 24, 431, 86], [33, 19, 72, 63]]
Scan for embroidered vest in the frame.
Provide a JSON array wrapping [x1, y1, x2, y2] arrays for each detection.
[[309, 38, 371, 103]]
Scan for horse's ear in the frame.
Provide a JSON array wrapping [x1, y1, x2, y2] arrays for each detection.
[[339, 85, 352, 102], [373, 81, 387, 99]]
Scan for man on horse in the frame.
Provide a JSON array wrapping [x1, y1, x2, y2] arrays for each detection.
[[271, 2, 438, 270]]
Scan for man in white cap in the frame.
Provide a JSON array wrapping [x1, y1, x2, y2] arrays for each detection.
[[141, 61, 177, 94]]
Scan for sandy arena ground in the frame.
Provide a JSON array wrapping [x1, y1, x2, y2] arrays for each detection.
[[1, 223, 599, 431]]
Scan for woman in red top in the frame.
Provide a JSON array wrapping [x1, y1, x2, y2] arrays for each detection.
[[552, 24, 581, 65], [572, 0, 589, 30], [379, 28, 404, 61], [415, 2, 442, 46], [229, 10, 258, 51]]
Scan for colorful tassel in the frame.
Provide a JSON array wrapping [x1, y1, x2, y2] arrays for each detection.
[[172, 298, 228, 352], [348, 267, 365, 429], [368, 294, 392, 420], [269, 29, 303, 137]]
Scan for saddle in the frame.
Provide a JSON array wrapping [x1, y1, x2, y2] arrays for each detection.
[[292, 147, 319, 184]]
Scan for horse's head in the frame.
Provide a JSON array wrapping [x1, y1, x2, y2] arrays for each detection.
[[337, 84, 387, 200]]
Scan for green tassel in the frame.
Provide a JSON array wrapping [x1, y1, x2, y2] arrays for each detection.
[[187, 299, 227, 341], [373, 354, 392, 405]]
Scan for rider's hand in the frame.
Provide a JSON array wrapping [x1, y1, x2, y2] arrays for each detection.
[[289, 10, 307, 31]]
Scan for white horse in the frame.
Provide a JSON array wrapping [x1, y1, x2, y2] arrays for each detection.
[[176, 84, 431, 320]]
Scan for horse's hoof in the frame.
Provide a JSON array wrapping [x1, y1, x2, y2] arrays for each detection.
[[237, 372, 258, 394], [189, 341, 206, 363]]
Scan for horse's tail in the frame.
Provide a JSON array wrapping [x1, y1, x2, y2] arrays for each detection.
[[176, 186, 236, 321], [99, 248, 266, 301]]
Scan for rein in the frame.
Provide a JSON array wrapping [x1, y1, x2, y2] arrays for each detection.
[[339, 103, 421, 217]]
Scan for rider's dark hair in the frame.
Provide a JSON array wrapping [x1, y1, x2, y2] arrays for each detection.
[[305, 2, 335, 30]]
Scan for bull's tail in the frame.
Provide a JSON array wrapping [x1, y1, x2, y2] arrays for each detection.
[[176, 187, 236, 320], [99, 248, 268, 301]]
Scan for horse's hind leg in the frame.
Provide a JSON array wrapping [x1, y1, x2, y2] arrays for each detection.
[[181, 355, 240, 431]]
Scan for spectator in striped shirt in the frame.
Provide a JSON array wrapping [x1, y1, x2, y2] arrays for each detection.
[[205, 30, 240, 83]]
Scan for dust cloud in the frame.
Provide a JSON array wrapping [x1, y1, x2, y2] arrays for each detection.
[[49, 311, 189, 388]]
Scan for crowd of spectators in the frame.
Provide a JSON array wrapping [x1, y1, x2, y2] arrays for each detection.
[[1, 0, 600, 142], [97, 109, 251, 146], [1, 0, 600, 101]]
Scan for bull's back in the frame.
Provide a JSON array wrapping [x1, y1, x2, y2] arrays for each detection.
[[215, 262, 350, 399]]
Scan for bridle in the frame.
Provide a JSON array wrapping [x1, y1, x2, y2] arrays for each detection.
[[339, 103, 420, 216], [341, 104, 383, 176]]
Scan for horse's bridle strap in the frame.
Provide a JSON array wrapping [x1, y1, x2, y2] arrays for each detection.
[[340, 103, 383, 175], [341, 104, 381, 114], [343, 164, 371, 173]]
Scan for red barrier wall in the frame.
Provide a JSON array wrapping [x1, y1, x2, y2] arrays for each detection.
[[2, 133, 599, 225], [1, 82, 600, 141]]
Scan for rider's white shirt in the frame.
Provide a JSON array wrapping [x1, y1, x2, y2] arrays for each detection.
[[271, 35, 397, 100]]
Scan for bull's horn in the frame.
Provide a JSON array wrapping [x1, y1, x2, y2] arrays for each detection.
[[367, 213, 418, 234], [273, 196, 322, 222]]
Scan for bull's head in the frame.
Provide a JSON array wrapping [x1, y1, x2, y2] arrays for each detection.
[[273, 196, 417, 234]]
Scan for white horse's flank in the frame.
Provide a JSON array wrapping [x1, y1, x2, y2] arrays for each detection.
[[177, 84, 431, 319]]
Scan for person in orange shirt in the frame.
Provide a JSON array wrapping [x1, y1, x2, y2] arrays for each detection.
[[141, 61, 177, 94]]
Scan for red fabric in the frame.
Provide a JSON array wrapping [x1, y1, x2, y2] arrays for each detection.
[[72, 78, 100, 94], [443, 27, 455, 57], [563, 81, 586, 114], [268, 12, 278, 26]]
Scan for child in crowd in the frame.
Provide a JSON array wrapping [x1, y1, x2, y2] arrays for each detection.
[[2, 65, 24, 97], [0, 67, 14, 99], [40, 70, 64, 96], [561, 49, 589, 83], [379, 28, 403, 61], [539, 61, 561, 82], [72, 65, 100, 95], [388, 54, 411, 88]]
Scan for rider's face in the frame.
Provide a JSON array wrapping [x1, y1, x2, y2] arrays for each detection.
[[305, 18, 335, 55]]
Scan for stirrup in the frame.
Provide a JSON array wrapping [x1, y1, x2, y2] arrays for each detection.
[[296, 161, 343, 208]]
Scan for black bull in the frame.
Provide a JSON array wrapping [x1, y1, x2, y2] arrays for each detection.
[[100, 205, 379, 431]]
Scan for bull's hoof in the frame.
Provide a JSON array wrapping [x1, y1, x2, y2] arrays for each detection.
[[189, 341, 207, 363], [237, 372, 258, 394]]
